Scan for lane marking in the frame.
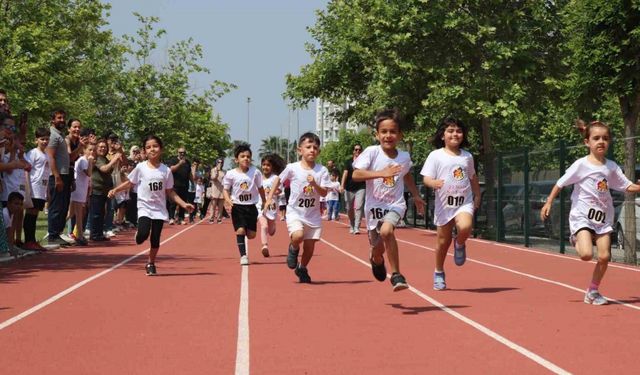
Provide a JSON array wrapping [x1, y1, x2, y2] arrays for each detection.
[[409, 226, 640, 273], [235, 239, 250, 375], [396, 238, 640, 312], [320, 238, 571, 375], [0, 223, 200, 331]]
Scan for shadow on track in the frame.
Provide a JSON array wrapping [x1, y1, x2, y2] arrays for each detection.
[[387, 303, 469, 315]]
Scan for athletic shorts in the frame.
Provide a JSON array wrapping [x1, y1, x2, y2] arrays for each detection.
[[287, 219, 321, 240], [31, 198, 46, 211], [232, 204, 258, 232], [367, 210, 402, 247]]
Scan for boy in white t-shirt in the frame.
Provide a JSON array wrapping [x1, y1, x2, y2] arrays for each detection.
[[353, 109, 425, 291], [265, 132, 331, 283], [194, 176, 205, 220], [223, 143, 266, 266], [22, 128, 50, 251], [68, 143, 95, 246], [326, 169, 341, 220]]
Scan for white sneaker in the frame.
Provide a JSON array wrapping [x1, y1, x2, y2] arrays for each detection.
[[84, 229, 90, 237], [104, 230, 116, 238], [240, 255, 249, 265], [584, 290, 608, 305], [59, 233, 76, 244]]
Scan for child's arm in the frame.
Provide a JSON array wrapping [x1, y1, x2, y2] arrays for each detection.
[[626, 182, 640, 193], [167, 188, 194, 212], [107, 179, 133, 199], [258, 186, 266, 208], [403, 173, 425, 215], [352, 164, 402, 182], [423, 176, 444, 190], [308, 174, 328, 197], [340, 169, 348, 193], [264, 176, 281, 208], [540, 184, 562, 220], [223, 188, 234, 208]]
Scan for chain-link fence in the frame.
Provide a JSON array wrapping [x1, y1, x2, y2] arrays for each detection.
[[404, 138, 640, 266]]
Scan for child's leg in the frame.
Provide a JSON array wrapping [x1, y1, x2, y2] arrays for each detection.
[[14, 208, 24, 243], [75, 203, 86, 239], [379, 221, 400, 273], [148, 219, 164, 264], [454, 212, 474, 245], [267, 218, 276, 236], [300, 239, 316, 268], [574, 229, 595, 261], [290, 229, 304, 250], [236, 227, 247, 256], [435, 221, 455, 271], [246, 229, 256, 240], [23, 207, 39, 243], [259, 216, 269, 247], [136, 217, 152, 245], [589, 233, 611, 288]]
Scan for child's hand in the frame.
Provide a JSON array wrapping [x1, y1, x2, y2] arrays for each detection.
[[431, 179, 445, 190], [473, 195, 481, 210], [307, 174, 316, 185], [540, 204, 551, 221], [381, 164, 402, 178], [107, 189, 116, 199], [225, 198, 234, 208], [183, 203, 195, 213]]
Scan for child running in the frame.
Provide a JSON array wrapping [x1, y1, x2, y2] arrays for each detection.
[[257, 153, 285, 257], [265, 132, 330, 283], [223, 143, 266, 266], [421, 117, 481, 290], [353, 108, 425, 291], [541, 121, 640, 305], [108, 135, 194, 276]]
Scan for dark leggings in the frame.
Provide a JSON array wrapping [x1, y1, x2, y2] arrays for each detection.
[[136, 216, 164, 248]]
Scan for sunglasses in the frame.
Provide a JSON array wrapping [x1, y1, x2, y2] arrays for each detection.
[[353, 148, 362, 152], [178, 151, 186, 155]]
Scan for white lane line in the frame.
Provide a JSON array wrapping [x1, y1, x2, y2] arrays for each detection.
[[0, 223, 199, 331], [396, 238, 640, 312], [409, 226, 640, 273], [320, 238, 571, 375], [235, 240, 250, 375]]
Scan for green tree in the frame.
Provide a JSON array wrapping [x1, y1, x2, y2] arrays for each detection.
[[318, 128, 374, 169], [564, 0, 640, 264], [259, 136, 297, 161]]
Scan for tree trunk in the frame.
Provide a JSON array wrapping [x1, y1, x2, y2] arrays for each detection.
[[619, 92, 640, 265], [480, 117, 497, 236]]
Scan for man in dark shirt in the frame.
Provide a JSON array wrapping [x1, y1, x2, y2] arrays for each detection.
[[341, 144, 366, 234], [167, 147, 194, 224]]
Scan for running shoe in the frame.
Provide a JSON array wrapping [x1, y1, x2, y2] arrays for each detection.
[[286, 244, 299, 269], [75, 237, 89, 246], [584, 290, 608, 305], [145, 263, 157, 276], [453, 240, 466, 266], [390, 272, 408, 291], [240, 255, 249, 265], [433, 271, 446, 290], [261, 246, 270, 258], [22, 241, 48, 252], [370, 256, 387, 282], [169, 219, 175, 225], [295, 266, 311, 283], [59, 233, 76, 244]]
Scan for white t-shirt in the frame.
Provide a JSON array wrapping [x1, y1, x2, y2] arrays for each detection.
[[195, 183, 204, 204], [25, 148, 50, 200], [71, 156, 90, 203], [258, 174, 279, 220], [127, 161, 174, 221], [421, 148, 476, 226], [353, 145, 412, 230], [279, 161, 331, 227], [3, 207, 12, 229], [326, 181, 341, 201], [1, 154, 26, 202], [223, 166, 263, 205], [557, 156, 631, 235]]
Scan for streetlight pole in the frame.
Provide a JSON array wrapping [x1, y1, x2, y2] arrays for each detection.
[[246, 97, 251, 145]]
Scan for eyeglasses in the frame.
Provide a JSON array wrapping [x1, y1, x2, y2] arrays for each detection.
[[353, 148, 362, 152], [178, 151, 186, 155]]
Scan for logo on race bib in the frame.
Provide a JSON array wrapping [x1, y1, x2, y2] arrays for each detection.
[[453, 166, 465, 181], [595, 178, 608, 193], [240, 182, 249, 190], [382, 176, 396, 188], [303, 185, 314, 195]]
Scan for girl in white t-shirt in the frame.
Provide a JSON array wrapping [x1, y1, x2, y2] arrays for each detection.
[[265, 132, 331, 283], [257, 153, 285, 257], [108, 135, 194, 276], [194, 176, 205, 220], [68, 143, 95, 246], [541, 121, 640, 305], [422, 117, 481, 291]]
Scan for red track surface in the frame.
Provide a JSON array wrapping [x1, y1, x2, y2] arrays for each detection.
[[1, 217, 639, 374]]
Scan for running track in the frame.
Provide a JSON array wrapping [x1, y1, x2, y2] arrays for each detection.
[[1, 217, 639, 374]]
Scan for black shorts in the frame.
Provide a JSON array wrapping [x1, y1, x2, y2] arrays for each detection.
[[32, 198, 46, 211], [231, 204, 258, 232]]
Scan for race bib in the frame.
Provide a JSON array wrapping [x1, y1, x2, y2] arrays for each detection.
[[369, 207, 390, 220], [445, 195, 465, 208], [296, 197, 316, 208], [587, 208, 606, 224]]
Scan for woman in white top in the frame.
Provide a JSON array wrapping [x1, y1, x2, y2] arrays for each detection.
[[109, 135, 194, 276], [541, 121, 640, 305]]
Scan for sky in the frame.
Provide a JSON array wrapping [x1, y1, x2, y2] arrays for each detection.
[[106, 0, 327, 152]]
